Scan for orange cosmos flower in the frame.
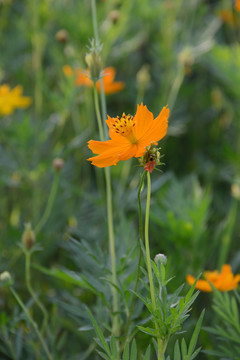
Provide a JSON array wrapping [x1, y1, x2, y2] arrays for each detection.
[[75, 67, 125, 95], [87, 103, 169, 168], [186, 264, 240, 292], [235, 0, 240, 12], [218, 10, 239, 26]]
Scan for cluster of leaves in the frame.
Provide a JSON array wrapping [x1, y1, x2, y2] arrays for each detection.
[[205, 289, 240, 358]]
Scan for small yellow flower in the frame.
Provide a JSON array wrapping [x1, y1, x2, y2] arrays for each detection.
[[0, 84, 32, 116], [187, 265, 240, 292]]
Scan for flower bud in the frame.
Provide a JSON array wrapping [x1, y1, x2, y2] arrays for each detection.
[[136, 64, 150, 90], [178, 47, 194, 68], [108, 10, 120, 24], [55, 29, 69, 44], [138, 144, 162, 172], [231, 183, 240, 200], [85, 39, 103, 81], [0, 271, 13, 287], [85, 52, 102, 81], [22, 223, 35, 250], [154, 253, 167, 266], [53, 158, 65, 171]]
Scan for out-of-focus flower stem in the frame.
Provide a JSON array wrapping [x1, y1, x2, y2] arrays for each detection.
[[30, 0, 43, 118], [35, 171, 60, 235], [93, 80, 119, 337], [10, 287, 53, 360], [93, 82, 105, 141], [91, 0, 108, 135], [91, 0, 119, 337], [167, 65, 184, 110], [25, 250, 48, 333]]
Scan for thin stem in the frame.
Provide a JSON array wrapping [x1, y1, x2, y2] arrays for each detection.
[[120, 171, 146, 352], [145, 171, 156, 310], [144, 172, 167, 360], [93, 82, 105, 141], [91, 0, 118, 338], [35, 171, 60, 235], [105, 166, 119, 337], [167, 65, 184, 111], [93, 77, 119, 337], [91, 0, 99, 43], [25, 250, 48, 333], [31, 0, 43, 118], [2, 328, 17, 360], [99, 78, 108, 136], [90, 0, 108, 135], [10, 287, 53, 360]]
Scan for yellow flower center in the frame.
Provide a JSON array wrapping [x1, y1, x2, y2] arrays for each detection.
[[112, 113, 138, 144]]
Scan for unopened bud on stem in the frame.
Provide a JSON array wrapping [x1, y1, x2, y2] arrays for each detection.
[[0, 271, 13, 287], [53, 158, 65, 172], [154, 253, 167, 266], [22, 223, 35, 250]]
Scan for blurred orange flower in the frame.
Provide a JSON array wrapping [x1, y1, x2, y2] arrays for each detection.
[[218, 10, 239, 26], [63, 65, 124, 95], [0, 84, 32, 116], [186, 265, 240, 292], [75, 67, 124, 95], [235, 0, 240, 12], [87, 103, 169, 168]]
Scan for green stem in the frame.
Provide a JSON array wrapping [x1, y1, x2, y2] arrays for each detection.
[[120, 171, 146, 352], [91, 0, 99, 43], [93, 77, 119, 337], [91, 0, 108, 136], [35, 171, 60, 235], [167, 65, 184, 110], [157, 339, 168, 360], [145, 172, 167, 360], [31, 0, 43, 118], [91, 0, 118, 338], [145, 171, 156, 310], [104, 166, 119, 336], [25, 250, 48, 333], [93, 82, 105, 141], [10, 287, 53, 360], [2, 327, 17, 360], [100, 78, 107, 130]]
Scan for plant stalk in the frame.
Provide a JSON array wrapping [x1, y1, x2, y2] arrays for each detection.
[[25, 250, 48, 333], [10, 287, 53, 360], [35, 171, 60, 235]]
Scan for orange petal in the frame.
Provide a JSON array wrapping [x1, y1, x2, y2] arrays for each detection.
[[97, 82, 125, 95], [186, 274, 213, 292], [88, 141, 135, 167], [221, 264, 232, 274], [88, 139, 117, 154], [102, 67, 116, 83], [134, 103, 154, 139], [139, 106, 169, 143], [88, 153, 119, 167], [75, 70, 93, 87]]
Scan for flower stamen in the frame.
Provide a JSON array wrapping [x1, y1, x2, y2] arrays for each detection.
[[111, 113, 138, 144]]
